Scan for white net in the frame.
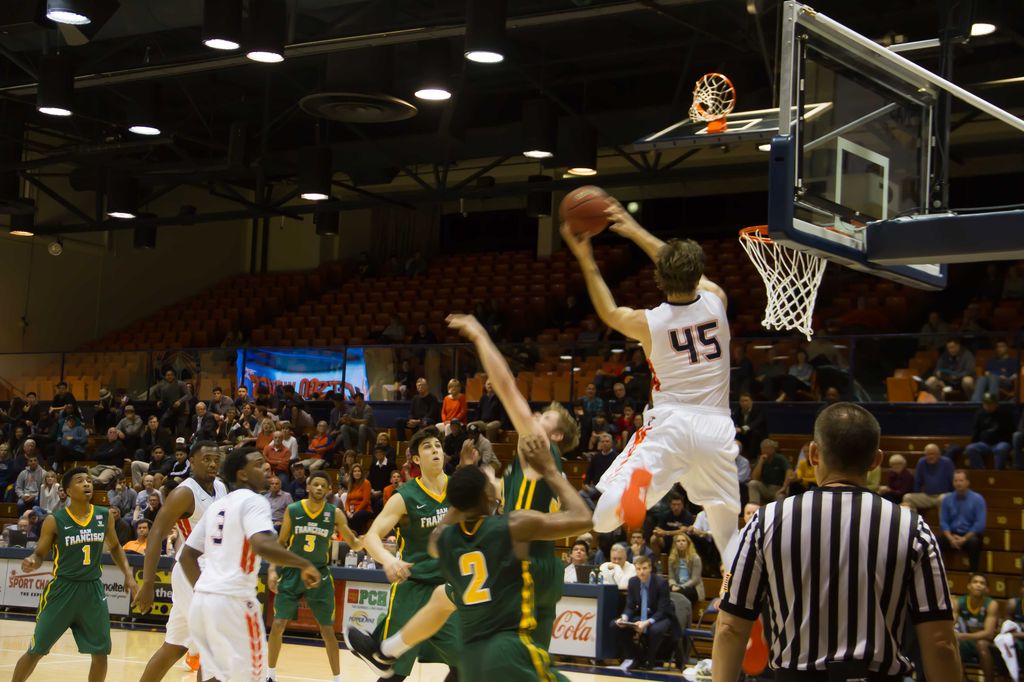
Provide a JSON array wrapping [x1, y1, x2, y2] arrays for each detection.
[[689, 73, 736, 122], [739, 227, 828, 340]]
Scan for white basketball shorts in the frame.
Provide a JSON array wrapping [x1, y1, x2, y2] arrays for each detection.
[[164, 562, 193, 648], [594, 402, 740, 530], [189, 591, 267, 682]]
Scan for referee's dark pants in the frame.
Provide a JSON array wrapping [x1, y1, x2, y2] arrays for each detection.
[[617, 619, 672, 666]]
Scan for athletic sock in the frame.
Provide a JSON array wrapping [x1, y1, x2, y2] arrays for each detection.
[[333, 675, 343, 682], [380, 632, 412, 659], [268, 667, 276, 681]]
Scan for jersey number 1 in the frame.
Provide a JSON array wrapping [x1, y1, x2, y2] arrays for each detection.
[[670, 321, 721, 363], [459, 551, 492, 605]]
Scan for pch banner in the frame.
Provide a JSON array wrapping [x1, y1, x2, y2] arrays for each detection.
[[237, 347, 368, 400]]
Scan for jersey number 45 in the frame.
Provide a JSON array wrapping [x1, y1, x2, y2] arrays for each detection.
[[669, 322, 721, 364]]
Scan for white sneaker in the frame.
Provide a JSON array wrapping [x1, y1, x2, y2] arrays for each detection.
[[695, 658, 713, 678]]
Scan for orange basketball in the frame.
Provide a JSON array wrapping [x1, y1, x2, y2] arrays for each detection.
[[559, 185, 612, 236]]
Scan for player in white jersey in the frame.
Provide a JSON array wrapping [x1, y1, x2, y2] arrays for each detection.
[[135, 442, 227, 681], [180, 446, 320, 682], [562, 200, 741, 562]]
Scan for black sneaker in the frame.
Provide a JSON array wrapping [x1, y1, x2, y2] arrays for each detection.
[[346, 626, 396, 678]]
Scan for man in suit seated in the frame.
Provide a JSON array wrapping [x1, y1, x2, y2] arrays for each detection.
[[615, 555, 682, 671]]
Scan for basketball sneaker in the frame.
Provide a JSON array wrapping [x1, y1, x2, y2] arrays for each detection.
[[618, 468, 652, 530], [179, 650, 200, 671], [346, 627, 395, 678]]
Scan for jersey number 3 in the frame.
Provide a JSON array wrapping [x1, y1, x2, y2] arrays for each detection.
[[459, 551, 492, 605], [670, 322, 721, 363]]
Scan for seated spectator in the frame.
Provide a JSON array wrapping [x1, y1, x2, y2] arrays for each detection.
[[580, 434, 617, 510], [972, 340, 1019, 402], [123, 518, 152, 554], [775, 469, 807, 501], [747, 438, 790, 505], [382, 470, 403, 504], [300, 421, 332, 472], [106, 474, 134, 519], [667, 533, 704, 605], [438, 379, 468, 435], [954, 573, 999, 682], [606, 382, 639, 423], [400, 446, 420, 482], [109, 505, 132, 546], [395, 378, 440, 440], [14, 455, 46, 513], [368, 445, 395, 509], [225, 407, 255, 445], [130, 444, 174, 488], [469, 379, 507, 443], [795, 441, 816, 487], [627, 530, 655, 565], [463, 423, 497, 470], [36, 471, 62, 514], [649, 494, 693, 558], [135, 415, 172, 463], [287, 462, 308, 501], [926, 338, 976, 399], [615, 555, 682, 672], [918, 311, 951, 350], [263, 430, 293, 484], [264, 476, 293, 532], [780, 349, 814, 400], [167, 447, 191, 484], [91, 426, 126, 488], [372, 431, 396, 467], [564, 539, 593, 584], [581, 383, 605, 420], [53, 414, 87, 471], [208, 386, 234, 415], [878, 454, 914, 504], [442, 419, 469, 460], [945, 394, 1015, 469], [132, 474, 160, 522], [115, 404, 144, 453], [234, 385, 250, 410], [600, 542, 637, 589], [278, 421, 300, 461], [732, 393, 767, 459], [345, 463, 373, 534], [0, 443, 16, 500], [588, 412, 616, 450], [938, 470, 986, 572], [254, 417, 276, 452], [188, 401, 218, 445], [688, 510, 720, 578], [571, 401, 593, 457], [902, 443, 954, 511], [142, 491, 162, 526], [340, 392, 375, 453]]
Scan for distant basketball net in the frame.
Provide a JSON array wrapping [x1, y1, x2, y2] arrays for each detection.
[[690, 73, 736, 134], [739, 226, 828, 340]]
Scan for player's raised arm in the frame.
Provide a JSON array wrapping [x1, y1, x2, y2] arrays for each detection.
[[21, 514, 56, 574], [446, 314, 543, 437], [362, 491, 413, 582], [508, 435, 593, 542], [560, 224, 651, 348], [106, 509, 139, 598], [134, 484, 195, 612]]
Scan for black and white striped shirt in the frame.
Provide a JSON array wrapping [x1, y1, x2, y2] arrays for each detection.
[[720, 487, 952, 675]]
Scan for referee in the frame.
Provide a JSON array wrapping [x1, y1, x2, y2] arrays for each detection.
[[713, 403, 961, 682]]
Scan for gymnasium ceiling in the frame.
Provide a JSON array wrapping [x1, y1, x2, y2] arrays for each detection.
[[0, 0, 1022, 235]]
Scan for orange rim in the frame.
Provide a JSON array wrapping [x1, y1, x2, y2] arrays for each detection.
[[739, 225, 772, 243]]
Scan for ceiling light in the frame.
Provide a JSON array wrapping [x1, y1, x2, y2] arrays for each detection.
[[523, 99, 556, 159], [37, 55, 74, 117], [128, 125, 160, 136], [106, 174, 138, 219], [299, 147, 332, 201], [970, 22, 996, 36], [203, 0, 243, 50], [128, 84, 161, 136], [758, 143, 771, 152], [315, 211, 339, 236], [626, 201, 640, 214], [464, 0, 506, 64], [559, 355, 572, 361], [611, 348, 625, 353], [9, 212, 34, 237], [562, 119, 597, 176], [526, 174, 552, 218], [48, 238, 64, 256], [415, 41, 452, 101], [46, 0, 91, 25], [245, 0, 286, 63]]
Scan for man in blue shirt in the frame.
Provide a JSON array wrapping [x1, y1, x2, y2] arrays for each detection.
[[938, 470, 986, 571], [946, 394, 1016, 469], [903, 443, 955, 511], [971, 340, 1019, 401]]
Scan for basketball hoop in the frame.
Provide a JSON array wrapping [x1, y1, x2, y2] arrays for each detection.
[[690, 73, 736, 134], [739, 226, 828, 340]]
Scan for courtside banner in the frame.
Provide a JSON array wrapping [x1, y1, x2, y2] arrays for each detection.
[[549, 595, 599, 657], [0, 559, 131, 615], [237, 347, 368, 399], [343, 580, 391, 633]]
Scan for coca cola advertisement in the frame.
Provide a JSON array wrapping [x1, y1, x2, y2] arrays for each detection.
[[549, 596, 598, 657]]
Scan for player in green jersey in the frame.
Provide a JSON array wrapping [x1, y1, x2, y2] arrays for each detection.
[[266, 471, 361, 682], [348, 433, 592, 680], [13, 467, 137, 682], [358, 427, 461, 682]]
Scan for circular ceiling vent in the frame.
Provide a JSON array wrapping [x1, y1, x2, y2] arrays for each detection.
[[299, 93, 418, 123]]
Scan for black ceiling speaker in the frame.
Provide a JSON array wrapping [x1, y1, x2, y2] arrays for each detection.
[[315, 210, 339, 236]]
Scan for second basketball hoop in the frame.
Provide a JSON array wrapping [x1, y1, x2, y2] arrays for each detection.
[[690, 73, 736, 134]]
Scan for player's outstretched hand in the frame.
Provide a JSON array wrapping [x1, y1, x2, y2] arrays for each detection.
[[300, 564, 322, 589], [605, 199, 641, 239], [446, 314, 487, 342], [559, 223, 594, 262], [267, 569, 280, 593], [125, 575, 139, 600], [520, 433, 556, 477], [133, 579, 154, 613], [384, 557, 414, 584], [20, 554, 41, 574]]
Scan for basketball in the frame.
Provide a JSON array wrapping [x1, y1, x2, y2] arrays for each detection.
[[559, 186, 612, 237]]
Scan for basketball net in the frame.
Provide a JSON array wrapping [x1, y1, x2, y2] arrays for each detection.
[[690, 73, 736, 134], [739, 226, 828, 340]]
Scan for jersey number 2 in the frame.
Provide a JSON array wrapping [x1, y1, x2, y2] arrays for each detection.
[[670, 322, 721, 363], [459, 551, 492, 605]]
